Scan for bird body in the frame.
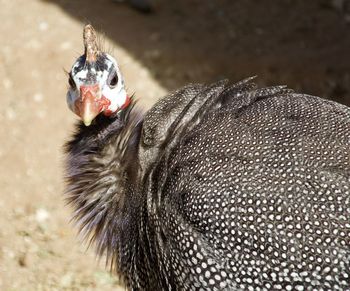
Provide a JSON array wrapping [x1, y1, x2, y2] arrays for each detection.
[[65, 25, 350, 290]]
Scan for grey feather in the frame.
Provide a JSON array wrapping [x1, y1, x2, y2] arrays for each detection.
[[65, 78, 350, 290]]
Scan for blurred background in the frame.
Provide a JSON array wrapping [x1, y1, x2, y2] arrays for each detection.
[[0, 0, 349, 290]]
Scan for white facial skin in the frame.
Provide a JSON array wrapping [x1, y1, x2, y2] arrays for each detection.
[[66, 53, 127, 118]]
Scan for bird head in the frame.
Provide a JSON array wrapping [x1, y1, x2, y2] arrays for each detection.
[[66, 25, 129, 126]]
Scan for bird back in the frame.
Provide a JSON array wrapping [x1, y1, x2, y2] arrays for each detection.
[[139, 79, 350, 290]]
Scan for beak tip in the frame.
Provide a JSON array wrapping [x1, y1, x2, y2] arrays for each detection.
[[83, 118, 93, 126]]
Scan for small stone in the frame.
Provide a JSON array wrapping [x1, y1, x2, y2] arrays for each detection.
[[6, 249, 15, 259], [35, 208, 50, 223], [33, 93, 43, 103], [3, 78, 12, 89], [60, 272, 73, 287], [38, 21, 49, 31]]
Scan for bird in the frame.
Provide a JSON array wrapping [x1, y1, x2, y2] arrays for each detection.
[[64, 24, 350, 290]]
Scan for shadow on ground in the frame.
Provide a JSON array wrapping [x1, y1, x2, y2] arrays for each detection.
[[45, 0, 350, 105]]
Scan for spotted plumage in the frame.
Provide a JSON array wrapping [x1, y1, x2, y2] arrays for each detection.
[[65, 78, 350, 290], [65, 25, 350, 291]]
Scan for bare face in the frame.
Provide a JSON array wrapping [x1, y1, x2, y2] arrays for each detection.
[[66, 26, 128, 126]]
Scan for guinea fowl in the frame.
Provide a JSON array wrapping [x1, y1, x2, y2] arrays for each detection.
[[65, 25, 350, 290]]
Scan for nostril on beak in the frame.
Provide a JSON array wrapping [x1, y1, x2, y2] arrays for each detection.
[[80, 84, 100, 100]]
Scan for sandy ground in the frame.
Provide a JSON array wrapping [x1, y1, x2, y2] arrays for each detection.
[[0, 1, 165, 290], [0, 0, 349, 290]]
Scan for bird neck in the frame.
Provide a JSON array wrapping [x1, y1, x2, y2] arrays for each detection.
[[65, 100, 146, 266]]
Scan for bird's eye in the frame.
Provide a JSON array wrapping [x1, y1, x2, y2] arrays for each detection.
[[108, 72, 118, 89], [68, 73, 76, 90]]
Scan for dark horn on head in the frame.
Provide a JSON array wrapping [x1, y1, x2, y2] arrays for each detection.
[[83, 24, 99, 63]]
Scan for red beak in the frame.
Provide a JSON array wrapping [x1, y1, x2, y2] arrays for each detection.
[[75, 84, 102, 126]]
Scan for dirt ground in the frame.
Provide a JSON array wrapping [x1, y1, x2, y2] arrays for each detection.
[[0, 0, 349, 290]]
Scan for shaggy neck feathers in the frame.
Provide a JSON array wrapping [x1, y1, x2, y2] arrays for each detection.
[[65, 103, 145, 269]]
